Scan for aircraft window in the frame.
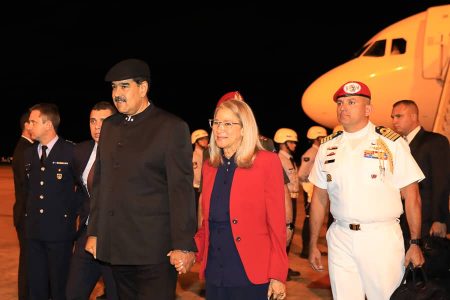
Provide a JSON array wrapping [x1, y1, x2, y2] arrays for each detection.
[[391, 38, 406, 55], [363, 40, 386, 57], [353, 44, 370, 58]]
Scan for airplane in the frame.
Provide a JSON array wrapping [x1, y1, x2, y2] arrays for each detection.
[[301, 4, 450, 140]]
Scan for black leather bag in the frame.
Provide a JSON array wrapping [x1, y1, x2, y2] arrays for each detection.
[[390, 264, 449, 300], [422, 236, 450, 278]]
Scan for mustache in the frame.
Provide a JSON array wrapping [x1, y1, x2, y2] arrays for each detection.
[[114, 96, 126, 103]]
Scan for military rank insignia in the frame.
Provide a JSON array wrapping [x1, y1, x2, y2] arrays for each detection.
[[321, 131, 342, 144], [375, 126, 400, 141]]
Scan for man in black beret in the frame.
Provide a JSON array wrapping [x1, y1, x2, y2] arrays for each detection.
[[85, 58, 197, 300]]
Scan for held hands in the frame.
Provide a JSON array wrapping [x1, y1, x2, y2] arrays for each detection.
[[167, 250, 196, 274], [267, 278, 286, 300], [85, 236, 97, 259]]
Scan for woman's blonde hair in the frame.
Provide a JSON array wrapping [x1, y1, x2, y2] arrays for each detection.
[[209, 100, 263, 168]]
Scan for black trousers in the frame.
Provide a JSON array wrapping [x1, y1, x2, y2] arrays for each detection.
[[301, 191, 310, 256], [15, 226, 28, 300], [66, 229, 118, 300], [27, 238, 73, 300], [111, 261, 177, 300]]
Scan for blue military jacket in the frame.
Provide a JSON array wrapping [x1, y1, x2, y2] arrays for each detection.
[[24, 138, 78, 241]]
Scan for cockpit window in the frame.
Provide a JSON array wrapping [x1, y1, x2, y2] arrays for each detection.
[[391, 38, 406, 55], [363, 40, 386, 57], [353, 44, 370, 58]]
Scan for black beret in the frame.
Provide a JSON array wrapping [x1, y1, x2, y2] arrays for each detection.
[[104, 58, 150, 82]]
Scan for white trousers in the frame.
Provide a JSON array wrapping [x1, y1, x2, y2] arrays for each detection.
[[326, 220, 405, 300]]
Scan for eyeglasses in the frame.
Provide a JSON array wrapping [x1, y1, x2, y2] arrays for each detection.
[[209, 119, 241, 129]]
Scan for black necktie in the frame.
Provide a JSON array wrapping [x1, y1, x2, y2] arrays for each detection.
[[87, 159, 96, 195], [40, 145, 48, 166]]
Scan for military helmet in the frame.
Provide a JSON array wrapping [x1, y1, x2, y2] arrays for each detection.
[[274, 128, 298, 143], [307, 126, 327, 140], [191, 129, 209, 144]]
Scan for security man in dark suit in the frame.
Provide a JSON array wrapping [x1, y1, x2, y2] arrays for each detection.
[[66, 101, 118, 300], [12, 111, 34, 300], [85, 58, 197, 300], [392, 100, 449, 290], [391, 100, 449, 241], [24, 103, 78, 300]]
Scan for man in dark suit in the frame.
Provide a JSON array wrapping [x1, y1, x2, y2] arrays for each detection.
[[24, 103, 78, 300], [66, 101, 118, 300], [12, 111, 34, 300], [391, 100, 449, 242], [85, 58, 197, 300]]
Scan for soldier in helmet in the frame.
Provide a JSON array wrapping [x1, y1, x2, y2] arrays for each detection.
[[274, 127, 301, 280], [297, 125, 327, 259], [191, 129, 209, 213]]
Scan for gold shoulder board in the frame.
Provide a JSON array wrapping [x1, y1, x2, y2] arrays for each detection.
[[321, 131, 342, 144], [375, 126, 400, 141]]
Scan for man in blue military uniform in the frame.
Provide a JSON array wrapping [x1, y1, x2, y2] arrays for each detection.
[[24, 103, 78, 300]]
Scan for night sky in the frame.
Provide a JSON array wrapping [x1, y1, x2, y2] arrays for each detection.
[[2, 2, 448, 159]]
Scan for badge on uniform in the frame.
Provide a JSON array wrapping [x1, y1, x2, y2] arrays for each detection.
[[57, 173, 63, 180], [327, 174, 332, 182]]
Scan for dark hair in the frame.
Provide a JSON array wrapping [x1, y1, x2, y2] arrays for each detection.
[[92, 101, 117, 114], [29, 103, 61, 131], [19, 111, 30, 131], [393, 99, 418, 114]]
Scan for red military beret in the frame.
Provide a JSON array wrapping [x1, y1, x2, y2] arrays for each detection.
[[333, 81, 371, 102]]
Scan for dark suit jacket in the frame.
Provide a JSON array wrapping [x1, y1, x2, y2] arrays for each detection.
[[73, 139, 95, 230], [12, 136, 34, 229], [87, 103, 197, 265], [409, 127, 449, 236], [24, 137, 78, 241]]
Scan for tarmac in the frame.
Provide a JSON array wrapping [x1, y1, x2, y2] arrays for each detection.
[[0, 165, 333, 300]]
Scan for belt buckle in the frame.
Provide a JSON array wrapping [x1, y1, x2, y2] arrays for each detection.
[[349, 223, 361, 231]]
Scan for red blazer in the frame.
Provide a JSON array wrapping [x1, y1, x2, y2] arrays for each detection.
[[194, 150, 288, 284]]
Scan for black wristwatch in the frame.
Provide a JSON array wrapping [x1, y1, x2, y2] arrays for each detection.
[[286, 223, 294, 230], [409, 238, 422, 247]]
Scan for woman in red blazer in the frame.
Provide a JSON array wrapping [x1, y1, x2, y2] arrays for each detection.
[[193, 99, 288, 300]]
